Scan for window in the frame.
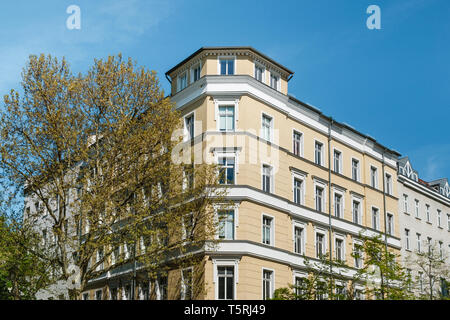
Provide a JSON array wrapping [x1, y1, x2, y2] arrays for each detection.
[[95, 290, 102, 300], [405, 229, 410, 250], [370, 167, 378, 188], [218, 106, 235, 131], [158, 276, 167, 300], [439, 241, 443, 260], [315, 142, 323, 165], [293, 178, 303, 205], [315, 282, 327, 300], [403, 194, 408, 213], [426, 205, 431, 222], [96, 247, 104, 271], [418, 272, 424, 293], [262, 216, 273, 245], [261, 114, 273, 142], [294, 226, 304, 254], [217, 266, 234, 300], [185, 114, 194, 140], [218, 210, 235, 240], [218, 157, 235, 185], [293, 131, 302, 156], [354, 289, 364, 300], [178, 72, 187, 92], [353, 242, 363, 269], [316, 232, 325, 258], [181, 268, 193, 300], [315, 186, 324, 212], [334, 193, 342, 218], [334, 150, 341, 173], [416, 233, 421, 253], [219, 58, 234, 75], [270, 73, 279, 90], [437, 210, 442, 228], [82, 293, 89, 300], [385, 173, 392, 195], [447, 214, 450, 231], [110, 287, 118, 300], [262, 270, 274, 300], [415, 200, 420, 218], [387, 213, 394, 235], [262, 165, 272, 193], [294, 277, 306, 298], [335, 238, 344, 262], [191, 63, 201, 82], [255, 64, 264, 82], [351, 159, 359, 181], [124, 285, 131, 300], [352, 200, 360, 224], [336, 285, 347, 300], [372, 207, 379, 230]]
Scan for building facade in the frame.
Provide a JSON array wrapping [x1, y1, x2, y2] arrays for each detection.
[[397, 157, 450, 297], [163, 47, 401, 300], [31, 46, 450, 300]]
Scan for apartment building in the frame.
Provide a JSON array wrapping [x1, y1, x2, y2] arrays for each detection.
[[163, 46, 401, 300], [29, 47, 407, 300], [397, 157, 450, 297]]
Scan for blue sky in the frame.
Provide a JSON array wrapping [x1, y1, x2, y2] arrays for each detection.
[[1, 0, 449, 182]]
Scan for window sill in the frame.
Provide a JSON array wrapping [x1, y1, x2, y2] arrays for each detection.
[[415, 217, 421, 221]]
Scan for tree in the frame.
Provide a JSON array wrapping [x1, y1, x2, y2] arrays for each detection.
[[355, 235, 413, 300], [0, 206, 55, 300], [0, 54, 225, 299], [405, 241, 450, 300], [272, 235, 413, 300], [272, 253, 365, 300]]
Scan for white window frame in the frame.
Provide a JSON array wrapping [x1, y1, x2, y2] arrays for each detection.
[[217, 154, 237, 185], [269, 70, 281, 91], [261, 213, 275, 246], [403, 194, 409, 213], [353, 239, 363, 269], [261, 112, 274, 143], [370, 166, 378, 189], [371, 206, 380, 231], [261, 163, 274, 193], [292, 221, 306, 255], [385, 173, 392, 195], [414, 199, 420, 218], [254, 62, 266, 83], [351, 157, 360, 182], [333, 148, 343, 174], [262, 268, 275, 300], [314, 227, 327, 258], [217, 56, 236, 75], [333, 187, 345, 219], [437, 209, 442, 228], [387, 212, 394, 236], [181, 267, 194, 300], [291, 170, 306, 205], [214, 99, 239, 132], [183, 111, 195, 142], [314, 180, 327, 213], [334, 233, 346, 262], [213, 203, 239, 240], [405, 229, 410, 250], [314, 140, 325, 166], [190, 61, 201, 83], [213, 259, 239, 300], [292, 129, 304, 157], [351, 195, 363, 225], [177, 70, 188, 92]]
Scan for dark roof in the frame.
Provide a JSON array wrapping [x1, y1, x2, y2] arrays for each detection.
[[165, 46, 294, 77]]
